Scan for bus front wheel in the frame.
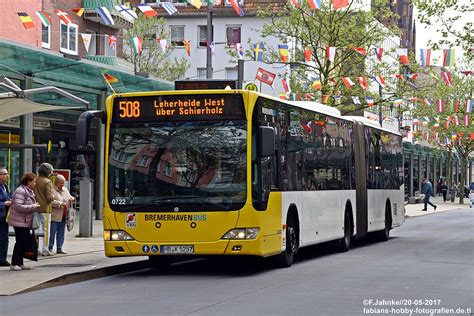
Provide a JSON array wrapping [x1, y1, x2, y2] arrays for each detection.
[[377, 208, 391, 241], [276, 218, 299, 268], [337, 211, 352, 252]]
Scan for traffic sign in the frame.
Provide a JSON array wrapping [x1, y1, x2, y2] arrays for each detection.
[[245, 83, 258, 91]]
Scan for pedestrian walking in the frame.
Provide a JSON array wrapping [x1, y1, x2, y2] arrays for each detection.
[[0, 167, 12, 267], [422, 178, 437, 211], [8, 173, 40, 271], [450, 182, 458, 203], [469, 190, 474, 208], [441, 180, 448, 202], [49, 175, 75, 255], [33, 163, 55, 256]]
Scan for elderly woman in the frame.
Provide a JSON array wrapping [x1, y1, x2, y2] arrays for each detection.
[[48, 175, 74, 255], [8, 173, 40, 271]]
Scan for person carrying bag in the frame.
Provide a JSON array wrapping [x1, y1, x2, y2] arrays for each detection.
[[7, 173, 40, 271]]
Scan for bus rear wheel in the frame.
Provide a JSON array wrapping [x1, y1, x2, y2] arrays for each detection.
[[276, 219, 298, 268], [377, 208, 391, 241], [337, 211, 352, 252]]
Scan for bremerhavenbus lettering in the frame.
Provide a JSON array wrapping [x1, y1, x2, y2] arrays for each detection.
[[144, 214, 206, 221]]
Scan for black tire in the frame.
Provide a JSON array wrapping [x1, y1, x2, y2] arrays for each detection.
[[276, 217, 298, 268], [377, 208, 391, 242], [337, 211, 352, 252], [148, 256, 173, 270]]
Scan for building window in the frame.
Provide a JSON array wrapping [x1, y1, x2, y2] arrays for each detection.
[[198, 25, 213, 47], [60, 21, 78, 55], [226, 26, 241, 47], [226, 67, 237, 79], [41, 23, 51, 49], [197, 68, 207, 79], [170, 25, 185, 46]]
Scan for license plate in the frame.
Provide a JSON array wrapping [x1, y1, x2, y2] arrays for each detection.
[[160, 245, 194, 254]]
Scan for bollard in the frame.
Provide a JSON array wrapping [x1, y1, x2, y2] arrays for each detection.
[[79, 178, 94, 237]]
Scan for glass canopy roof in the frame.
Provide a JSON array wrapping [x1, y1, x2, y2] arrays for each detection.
[[0, 39, 173, 109]]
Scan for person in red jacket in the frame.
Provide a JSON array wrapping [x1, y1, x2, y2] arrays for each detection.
[[8, 173, 40, 271]]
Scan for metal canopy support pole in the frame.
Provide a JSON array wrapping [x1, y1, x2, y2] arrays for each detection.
[[409, 153, 414, 197], [20, 77, 33, 175], [95, 91, 106, 220], [206, 6, 213, 79]]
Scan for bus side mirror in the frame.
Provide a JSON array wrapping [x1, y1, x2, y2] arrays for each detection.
[[76, 110, 107, 147], [258, 126, 275, 157]]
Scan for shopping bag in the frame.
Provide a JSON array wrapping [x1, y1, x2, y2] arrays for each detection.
[[32, 212, 41, 230], [23, 230, 38, 261], [67, 207, 76, 232]]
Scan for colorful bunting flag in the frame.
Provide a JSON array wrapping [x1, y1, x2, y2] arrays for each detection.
[[326, 47, 336, 63], [466, 99, 473, 113], [374, 76, 385, 88], [236, 43, 244, 59], [453, 116, 460, 126], [396, 48, 409, 64], [312, 80, 322, 90], [183, 40, 191, 56], [374, 48, 383, 62], [423, 99, 431, 106], [393, 99, 404, 106], [341, 77, 355, 89], [437, 99, 445, 113], [357, 76, 368, 90], [290, 0, 300, 8], [137, 4, 158, 17], [352, 96, 361, 105], [332, 0, 349, 9], [282, 78, 290, 93], [420, 48, 431, 67], [463, 115, 470, 125], [130, 37, 143, 54], [72, 8, 84, 17], [102, 73, 118, 84], [352, 47, 367, 56], [109, 35, 117, 49], [452, 99, 459, 112], [256, 68, 276, 86], [229, 0, 245, 16], [366, 97, 375, 107], [307, 0, 321, 10], [441, 71, 453, 86], [304, 47, 312, 62], [278, 44, 289, 63], [36, 11, 52, 27], [80, 33, 92, 52], [253, 43, 264, 61], [115, 5, 138, 22], [191, 0, 203, 9], [405, 73, 418, 80], [159, 39, 168, 53], [96, 7, 115, 26], [17, 12, 35, 29], [161, 2, 178, 15], [55, 10, 73, 25], [442, 48, 455, 67]]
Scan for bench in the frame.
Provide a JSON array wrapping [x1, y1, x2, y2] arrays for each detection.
[[408, 191, 423, 204]]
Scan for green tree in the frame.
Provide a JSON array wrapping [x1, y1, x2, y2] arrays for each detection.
[[123, 15, 189, 81], [247, 0, 409, 114], [410, 73, 473, 204], [414, 0, 473, 56]]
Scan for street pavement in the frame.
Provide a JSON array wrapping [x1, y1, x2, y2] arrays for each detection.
[[0, 196, 469, 296]]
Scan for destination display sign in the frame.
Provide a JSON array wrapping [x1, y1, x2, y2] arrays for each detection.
[[111, 93, 245, 123]]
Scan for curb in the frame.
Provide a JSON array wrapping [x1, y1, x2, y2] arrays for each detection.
[[10, 260, 150, 296]]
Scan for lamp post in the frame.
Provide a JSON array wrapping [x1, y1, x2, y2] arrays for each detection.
[[206, 4, 213, 79]]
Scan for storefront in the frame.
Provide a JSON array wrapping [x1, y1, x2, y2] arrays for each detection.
[[0, 39, 173, 218]]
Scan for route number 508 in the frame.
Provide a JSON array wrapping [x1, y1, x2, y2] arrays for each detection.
[[119, 101, 140, 118]]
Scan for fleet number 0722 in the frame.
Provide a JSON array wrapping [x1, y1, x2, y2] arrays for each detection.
[[119, 101, 141, 118]]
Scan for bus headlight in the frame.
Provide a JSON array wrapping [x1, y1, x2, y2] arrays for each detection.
[[104, 230, 134, 241], [222, 228, 259, 240]]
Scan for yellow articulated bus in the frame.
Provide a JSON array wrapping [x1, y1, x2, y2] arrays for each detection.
[[77, 90, 405, 268]]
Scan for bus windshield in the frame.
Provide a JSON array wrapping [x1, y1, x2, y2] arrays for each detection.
[[108, 121, 247, 212]]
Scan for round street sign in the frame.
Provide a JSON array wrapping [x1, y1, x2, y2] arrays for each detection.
[[245, 83, 258, 91]]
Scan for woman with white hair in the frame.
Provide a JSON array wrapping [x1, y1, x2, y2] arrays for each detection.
[[48, 175, 75, 254]]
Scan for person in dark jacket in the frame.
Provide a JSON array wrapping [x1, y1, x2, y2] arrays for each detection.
[[440, 180, 448, 202], [8, 173, 40, 271], [422, 178, 437, 211], [0, 167, 12, 266]]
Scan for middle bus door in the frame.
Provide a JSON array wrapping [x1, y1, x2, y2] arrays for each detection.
[[353, 122, 368, 237]]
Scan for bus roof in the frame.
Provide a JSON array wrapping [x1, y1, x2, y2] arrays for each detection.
[[345, 116, 402, 136]]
